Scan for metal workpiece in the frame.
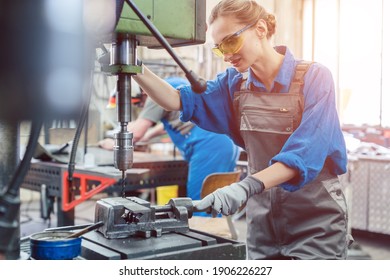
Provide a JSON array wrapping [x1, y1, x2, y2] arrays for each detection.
[[95, 197, 195, 239]]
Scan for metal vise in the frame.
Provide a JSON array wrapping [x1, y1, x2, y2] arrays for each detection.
[[94, 196, 194, 239]]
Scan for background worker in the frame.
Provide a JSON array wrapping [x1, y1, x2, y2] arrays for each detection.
[[99, 76, 241, 216], [132, 0, 350, 259]]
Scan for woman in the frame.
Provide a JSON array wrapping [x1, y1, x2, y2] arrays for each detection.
[[133, 0, 350, 259]]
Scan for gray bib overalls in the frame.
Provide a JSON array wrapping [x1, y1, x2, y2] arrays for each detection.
[[233, 62, 350, 259]]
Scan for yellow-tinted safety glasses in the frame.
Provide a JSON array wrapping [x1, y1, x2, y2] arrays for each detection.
[[212, 22, 256, 57]]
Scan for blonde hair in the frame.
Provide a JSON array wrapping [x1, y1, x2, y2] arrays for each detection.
[[208, 0, 276, 39]]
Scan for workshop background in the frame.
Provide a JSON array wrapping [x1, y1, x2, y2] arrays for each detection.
[[1, 0, 390, 260]]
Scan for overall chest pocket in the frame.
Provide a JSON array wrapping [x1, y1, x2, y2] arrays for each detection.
[[240, 104, 295, 135]]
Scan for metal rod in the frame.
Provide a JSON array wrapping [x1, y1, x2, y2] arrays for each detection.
[[66, 221, 104, 239]]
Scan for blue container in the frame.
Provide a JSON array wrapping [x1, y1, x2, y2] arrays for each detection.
[[30, 231, 82, 260]]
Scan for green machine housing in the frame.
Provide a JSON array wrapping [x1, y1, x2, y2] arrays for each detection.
[[115, 0, 206, 47]]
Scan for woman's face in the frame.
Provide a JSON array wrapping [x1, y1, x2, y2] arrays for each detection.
[[210, 16, 261, 72]]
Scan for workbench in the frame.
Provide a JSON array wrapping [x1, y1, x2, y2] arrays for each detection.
[[81, 229, 246, 260], [20, 228, 246, 260], [21, 148, 188, 226]]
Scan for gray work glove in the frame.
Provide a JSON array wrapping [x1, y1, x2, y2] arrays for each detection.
[[194, 176, 265, 217]]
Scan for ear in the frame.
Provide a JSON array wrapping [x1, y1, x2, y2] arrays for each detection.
[[255, 20, 267, 39]]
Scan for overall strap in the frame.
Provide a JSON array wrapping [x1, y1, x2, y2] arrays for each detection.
[[239, 61, 314, 93], [289, 61, 314, 94]]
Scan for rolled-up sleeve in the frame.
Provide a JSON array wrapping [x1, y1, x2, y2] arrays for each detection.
[[178, 70, 244, 146], [178, 85, 195, 122], [271, 63, 347, 191]]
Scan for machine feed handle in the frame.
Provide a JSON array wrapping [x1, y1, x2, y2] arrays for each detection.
[[185, 71, 207, 94], [125, 0, 207, 94]]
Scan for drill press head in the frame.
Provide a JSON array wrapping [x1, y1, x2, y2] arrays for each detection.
[[94, 0, 206, 47]]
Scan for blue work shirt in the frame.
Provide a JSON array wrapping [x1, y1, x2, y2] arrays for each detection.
[[179, 46, 347, 191]]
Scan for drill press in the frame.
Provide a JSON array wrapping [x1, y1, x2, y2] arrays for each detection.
[[102, 0, 207, 195], [91, 0, 209, 240], [109, 35, 140, 196]]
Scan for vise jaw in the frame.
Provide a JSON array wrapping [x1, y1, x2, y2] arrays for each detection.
[[95, 196, 194, 239]]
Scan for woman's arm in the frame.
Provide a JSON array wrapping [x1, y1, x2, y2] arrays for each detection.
[[134, 66, 182, 111], [252, 162, 298, 190]]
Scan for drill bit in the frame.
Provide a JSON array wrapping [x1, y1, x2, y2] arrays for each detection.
[[121, 170, 126, 198]]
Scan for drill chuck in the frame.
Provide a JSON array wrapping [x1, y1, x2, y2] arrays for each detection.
[[114, 130, 134, 171]]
